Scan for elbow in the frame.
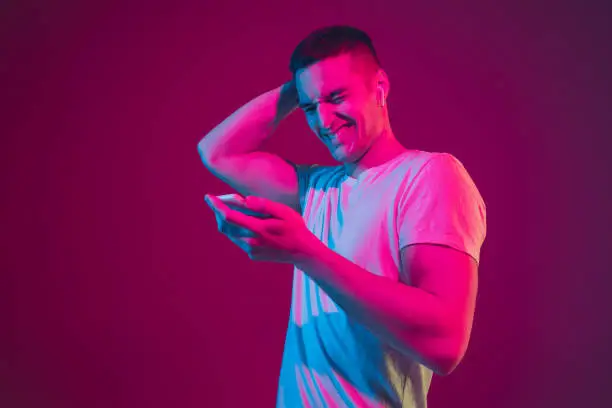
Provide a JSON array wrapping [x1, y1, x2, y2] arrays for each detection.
[[197, 142, 212, 163], [432, 354, 462, 376], [197, 141, 219, 167], [389, 308, 472, 376], [394, 336, 466, 376], [428, 335, 469, 376], [431, 317, 472, 376]]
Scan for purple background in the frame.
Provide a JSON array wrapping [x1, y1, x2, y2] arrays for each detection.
[[2, 1, 611, 407]]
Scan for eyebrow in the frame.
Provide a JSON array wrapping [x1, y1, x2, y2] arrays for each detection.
[[299, 87, 348, 109]]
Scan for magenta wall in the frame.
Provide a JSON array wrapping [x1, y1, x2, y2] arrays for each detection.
[[2, 2, 611, 407]]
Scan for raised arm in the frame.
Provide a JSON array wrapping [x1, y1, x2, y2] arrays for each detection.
[[197, 81, 302, 211]]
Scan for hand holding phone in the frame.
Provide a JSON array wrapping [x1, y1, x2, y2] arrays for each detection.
[[216, 194, 272, 219]]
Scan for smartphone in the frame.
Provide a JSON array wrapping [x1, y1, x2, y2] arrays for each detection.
[[216, 194, 272, 219]]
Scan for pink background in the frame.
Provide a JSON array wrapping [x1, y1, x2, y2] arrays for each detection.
[[2, 1, 611, 407]]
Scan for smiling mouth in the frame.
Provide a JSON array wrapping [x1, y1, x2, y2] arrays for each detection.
[[321, 124, 351, 141]]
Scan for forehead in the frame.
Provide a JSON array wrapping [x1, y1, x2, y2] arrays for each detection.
[[295, 53, 369, 98]]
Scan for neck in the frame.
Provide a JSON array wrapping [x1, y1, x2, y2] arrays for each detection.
[[344, 125, 409, 179]]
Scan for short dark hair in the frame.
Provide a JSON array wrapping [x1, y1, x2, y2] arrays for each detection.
[[289, 25, 381, 75]]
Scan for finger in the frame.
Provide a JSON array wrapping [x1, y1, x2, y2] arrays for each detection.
[[215, 193, 246, 206], [244, 196, 291, 218], [227, 235, 260, 254], [207, 195, 266, 232], [206, 198, 250, 236], [222, 222, 259, 238], [205, 194, 223, 212], [206, 194, 235, 215]]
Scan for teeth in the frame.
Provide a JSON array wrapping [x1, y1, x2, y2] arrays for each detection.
[[321, 125, 350, 140], [334, 125, 349, 134]]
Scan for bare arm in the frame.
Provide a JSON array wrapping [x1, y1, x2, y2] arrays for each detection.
[[197, 81, 302, 211], [292, 155, 484, 375], [295, 243, 478, 376]]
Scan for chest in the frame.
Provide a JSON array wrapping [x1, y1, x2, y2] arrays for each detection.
[[303, 181, 400, 271]]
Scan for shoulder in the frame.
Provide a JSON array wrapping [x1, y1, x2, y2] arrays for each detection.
[[392, 150, 467, 188], [407, 151, 476, 187], [399, 151, 485, 211], [409, 150, 465, 172], [391, 149, 462, 174]]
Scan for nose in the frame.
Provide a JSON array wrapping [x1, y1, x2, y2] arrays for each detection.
[[314, 103, 336, 135]]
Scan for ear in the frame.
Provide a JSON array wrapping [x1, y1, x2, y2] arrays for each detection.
[[376, 70, 390, 107]]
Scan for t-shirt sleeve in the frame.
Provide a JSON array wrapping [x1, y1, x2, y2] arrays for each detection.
[[284, 159, 314, 215], [396, 153, 487, 263]]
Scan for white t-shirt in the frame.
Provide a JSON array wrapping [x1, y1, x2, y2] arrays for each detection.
[[278, 150, 487, 407]]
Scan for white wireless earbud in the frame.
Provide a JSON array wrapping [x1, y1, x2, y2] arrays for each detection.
[[378, 86, 386, 107]]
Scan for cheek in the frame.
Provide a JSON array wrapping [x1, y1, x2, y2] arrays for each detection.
[[364, 105, 380, 130], [304, 114, 318, 131]]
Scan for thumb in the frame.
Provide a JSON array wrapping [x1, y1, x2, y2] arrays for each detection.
[[245, 196, 287, 217]]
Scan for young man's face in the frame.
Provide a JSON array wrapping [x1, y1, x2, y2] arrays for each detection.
[[295, 53, 383, 163]]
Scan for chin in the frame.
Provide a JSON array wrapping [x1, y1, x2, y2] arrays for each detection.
[[332, 144, 365, 163], [330, 145, 351, 162]]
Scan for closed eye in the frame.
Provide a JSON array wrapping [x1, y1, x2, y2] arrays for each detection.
[[299, 103, 316, 113], [300, 92, 346, 112]]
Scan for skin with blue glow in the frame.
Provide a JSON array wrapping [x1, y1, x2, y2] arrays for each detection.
[[295, 52, 408, 178], [200, 49, 481, 377]]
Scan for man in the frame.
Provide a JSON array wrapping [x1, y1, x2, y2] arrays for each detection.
[[199, 25, 486, 408]]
